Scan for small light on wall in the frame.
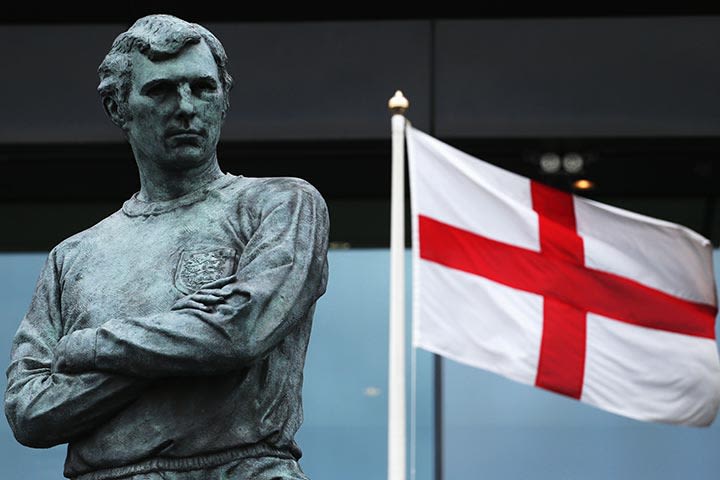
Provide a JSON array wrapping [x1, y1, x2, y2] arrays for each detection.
[[539, 153, 562, 173], [573, 179, 594, 190], [563, 153, 584, 174]]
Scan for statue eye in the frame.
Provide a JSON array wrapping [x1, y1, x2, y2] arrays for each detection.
[[143, 81, 174, 98], [192, 79, 218, 95]]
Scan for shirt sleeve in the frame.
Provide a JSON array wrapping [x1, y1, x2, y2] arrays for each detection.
[[4, 248, 149, 448], [58, 178, 330, 378]]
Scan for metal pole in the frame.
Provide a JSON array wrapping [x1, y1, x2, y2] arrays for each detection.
[[388, 90, 409, 480]]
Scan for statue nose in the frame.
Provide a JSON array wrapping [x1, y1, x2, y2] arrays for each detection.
[[177, 84, 195, 116]]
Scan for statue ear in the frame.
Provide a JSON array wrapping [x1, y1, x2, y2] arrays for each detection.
[[103, 97, 126, 129]]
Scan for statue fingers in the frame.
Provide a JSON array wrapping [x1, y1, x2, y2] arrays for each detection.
[[188, 293, 224, 305], [171, 298, 213, 312]]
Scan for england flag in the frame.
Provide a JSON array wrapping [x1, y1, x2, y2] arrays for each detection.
[[408, 125, 720, 427]]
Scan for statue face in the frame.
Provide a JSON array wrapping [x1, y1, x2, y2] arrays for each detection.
[[123, 39, 225, 171]]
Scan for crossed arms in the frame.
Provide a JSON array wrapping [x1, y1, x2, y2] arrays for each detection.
[[4, 181, 329, 447]]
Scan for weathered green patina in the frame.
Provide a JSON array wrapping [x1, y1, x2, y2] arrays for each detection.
[[4, 15, 329, 480]]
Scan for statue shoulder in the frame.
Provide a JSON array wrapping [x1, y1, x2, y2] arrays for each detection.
[[238, 176, 324, 202], [50, 209, 126, 263], [227, 177, 328, 231]]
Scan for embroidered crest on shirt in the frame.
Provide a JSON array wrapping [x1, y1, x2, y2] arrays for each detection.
[[175, 248, 238, 294]]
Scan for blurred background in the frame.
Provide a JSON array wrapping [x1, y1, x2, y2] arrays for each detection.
[[2, 6, 720, 479]]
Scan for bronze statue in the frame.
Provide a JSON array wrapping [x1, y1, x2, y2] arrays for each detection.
[[4, 14, 329, 480]]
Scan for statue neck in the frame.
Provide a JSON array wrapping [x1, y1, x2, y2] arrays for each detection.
[[135, 154, 224, 203]]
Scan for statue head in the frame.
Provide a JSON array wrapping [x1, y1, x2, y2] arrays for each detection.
[[98, 15, 234, 171]]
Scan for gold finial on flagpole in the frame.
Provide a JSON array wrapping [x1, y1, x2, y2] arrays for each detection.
[[388, 90, 409, 114]]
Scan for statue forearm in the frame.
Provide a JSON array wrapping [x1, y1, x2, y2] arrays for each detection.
[[5, 364, 149, 448]]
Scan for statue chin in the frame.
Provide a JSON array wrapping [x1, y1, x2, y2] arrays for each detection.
[[153, 142, 215, 171], [162, 134, 219, 170]]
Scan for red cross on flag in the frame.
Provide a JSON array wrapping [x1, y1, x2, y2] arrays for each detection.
[[407, 126, 720, 426]]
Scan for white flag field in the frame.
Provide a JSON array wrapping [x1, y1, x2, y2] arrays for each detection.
[[407, 125, 720, 427]]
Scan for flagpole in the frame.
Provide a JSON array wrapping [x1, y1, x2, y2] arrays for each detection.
[[388, 90, 409, 480]]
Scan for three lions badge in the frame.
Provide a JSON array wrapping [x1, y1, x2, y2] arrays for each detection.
[[175, 248, 238, 294]]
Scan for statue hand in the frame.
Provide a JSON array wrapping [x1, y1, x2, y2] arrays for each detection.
[[171, 275, 236, 312]]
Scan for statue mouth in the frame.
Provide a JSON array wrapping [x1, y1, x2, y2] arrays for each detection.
[[166, 128, 205, 139], [166, 129, 205, 145]]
